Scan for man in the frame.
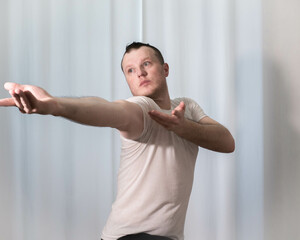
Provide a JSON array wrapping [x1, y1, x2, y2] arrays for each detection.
[[0, 42, 235, 240]]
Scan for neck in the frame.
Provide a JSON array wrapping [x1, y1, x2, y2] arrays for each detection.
[[151, 91, 171, 110]]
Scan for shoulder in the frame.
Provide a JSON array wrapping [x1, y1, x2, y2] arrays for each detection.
[[126, 96, 160, 112], [172, 97, 202, 110], [172, 97, 197, 105], [172, 97, 207, 122], [121, 96, 158, 141]]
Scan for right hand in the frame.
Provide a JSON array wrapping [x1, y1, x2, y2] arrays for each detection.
[[0, 82, 54, 114]]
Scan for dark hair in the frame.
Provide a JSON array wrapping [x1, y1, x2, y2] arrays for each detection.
[[121, 42, 165, 71]]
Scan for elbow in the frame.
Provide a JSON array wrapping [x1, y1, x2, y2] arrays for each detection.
[[224, 136, 235, 153], [216, 131, 235, 153], [227, 143, 235, 153], [206, 137, 235, 153]]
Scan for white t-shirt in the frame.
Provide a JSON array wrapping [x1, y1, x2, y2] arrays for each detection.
[[101, 96, 207, 240]]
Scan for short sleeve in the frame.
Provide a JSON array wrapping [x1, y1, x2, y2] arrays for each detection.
[[124, 96, 159, 141], [183, 98, 207, 122]]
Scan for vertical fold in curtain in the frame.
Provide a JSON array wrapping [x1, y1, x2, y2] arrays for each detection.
[[235, 0, 264, 240]]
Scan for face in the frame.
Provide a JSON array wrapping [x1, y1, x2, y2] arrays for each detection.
[[122, 46, 169, 99]]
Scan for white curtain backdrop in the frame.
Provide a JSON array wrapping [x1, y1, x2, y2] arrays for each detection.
[[0, 0, 299, 240]]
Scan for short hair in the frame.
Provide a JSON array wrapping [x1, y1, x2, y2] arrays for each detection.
[[121, 42, 165, 71]]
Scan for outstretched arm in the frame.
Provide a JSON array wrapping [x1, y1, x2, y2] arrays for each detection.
[[0, 82, 144, 139], [148, 101, 235, 153]]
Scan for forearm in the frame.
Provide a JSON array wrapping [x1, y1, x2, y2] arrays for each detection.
[[50, 97, 123, 128], [174, 119, 235, 153]]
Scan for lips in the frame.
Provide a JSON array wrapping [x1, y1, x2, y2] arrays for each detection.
[[139, 80, 151, 87]]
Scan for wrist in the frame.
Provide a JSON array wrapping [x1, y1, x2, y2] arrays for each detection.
[[172, 118, 189, 136], [48, 97, 61, 116]]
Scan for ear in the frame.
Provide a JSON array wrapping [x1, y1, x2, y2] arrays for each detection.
[[163, 63, 169, 77]]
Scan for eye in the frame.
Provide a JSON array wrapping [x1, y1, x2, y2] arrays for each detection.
[[143, 61, 150, 67], [127, 68, 134, 74]]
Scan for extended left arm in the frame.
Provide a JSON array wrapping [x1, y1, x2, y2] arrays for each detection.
[[148, 101, 235, 153]]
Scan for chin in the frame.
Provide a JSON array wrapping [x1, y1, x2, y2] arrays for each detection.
[[133, 89, 156, 98]]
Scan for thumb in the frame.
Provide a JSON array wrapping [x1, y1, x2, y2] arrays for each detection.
[[174, 101, 185, 111], [179, 101, 185, 110], [172, 101, 186, 117]]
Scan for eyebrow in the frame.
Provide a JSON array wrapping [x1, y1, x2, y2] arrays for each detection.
[[124, 57, 152, 71], [141, 57, 152, 62], [124, 63, 134, 70]]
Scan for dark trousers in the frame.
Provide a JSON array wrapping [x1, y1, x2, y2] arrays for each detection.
[[118, 233, 171, 239], [102, 233, 171, 240]]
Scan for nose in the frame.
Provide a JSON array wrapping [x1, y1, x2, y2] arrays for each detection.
[[137, 67, 147, 77]]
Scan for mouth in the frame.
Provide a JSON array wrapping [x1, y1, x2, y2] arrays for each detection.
[[139, 80, 151, 87]]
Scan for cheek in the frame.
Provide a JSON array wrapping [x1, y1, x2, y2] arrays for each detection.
[[126, 78, 138, 90], [152, 67, 165, 78], [151, 71, 165, 83]]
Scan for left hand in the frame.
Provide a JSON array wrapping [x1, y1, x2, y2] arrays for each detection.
[[148, 101, 186, 132]]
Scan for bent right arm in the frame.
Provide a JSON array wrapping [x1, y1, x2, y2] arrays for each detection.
[[0, 82, 144, 139]]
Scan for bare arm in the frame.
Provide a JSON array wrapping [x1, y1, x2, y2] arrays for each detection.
[[148, 101, 235, 153], [0, 82, 143, 139]]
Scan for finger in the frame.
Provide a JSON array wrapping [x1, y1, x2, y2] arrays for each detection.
[[19, 108, 26, 114], [149, 112, 178, 128], [148, 112, 166, 123], [10, 89, 25, 111], [4, 82, 23, 91], [172, 109, 181, 117], [149, 115, 170, 129], [0, 98, 15, 106], [172, 102, 185, 117], [149, 110, 174, 122], [179, 101, 185, 110], [174, 101, 185, 112], [16, 89, 32, 113]]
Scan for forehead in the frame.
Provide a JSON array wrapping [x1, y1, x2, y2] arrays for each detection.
[[122, 46, 157, 67]]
